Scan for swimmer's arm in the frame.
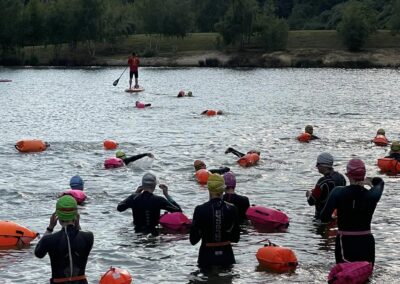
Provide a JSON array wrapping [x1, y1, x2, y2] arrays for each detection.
[[209, 167, 230, 175], [320, 187, 340, 222], [370, 177, 384, 201], [311, 135, 320, 140], [123, 153, 151, 166], [189, 207, 201, 245], [229, 206, 240, 243], [34, 236, 49, 258], [117, 194, 136, 212]]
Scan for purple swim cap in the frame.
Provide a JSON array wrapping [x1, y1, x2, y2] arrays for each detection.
[[223, 171, 236, 189]]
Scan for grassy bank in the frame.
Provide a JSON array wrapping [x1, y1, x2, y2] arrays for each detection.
[[7, 30, 400, 67]]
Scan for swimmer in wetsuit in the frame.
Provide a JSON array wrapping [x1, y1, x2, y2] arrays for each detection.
[[385, 140, 400, 162], [193, 160, 230, 175], [117, 173, 182, 235], [35, 196, 94, 284], [115, 150, 154, 166], [305, 125, 319, 140], [306, 152, 346, 220], [224, 147, 260, 158], [222, 171, 250, 223], [190, 173, 240, 268], [320, 159, 384, 264]]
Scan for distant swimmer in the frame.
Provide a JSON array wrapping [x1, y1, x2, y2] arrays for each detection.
[[193, 160, 230, 175], [177, 91, 193, 97], [225, 147, 260, 167], [320, 159, 384, 264], [116, 150, 154, 166], [222, 171, 250, 223], [372, 128, 389, 146], [190, 173, 240, 268], [201, 110, 223, 116], [306, 153, 346, 221], [385, 140, 400, 161], [135, 100, 151, 108], [61, 175, 87, 205], [128, 52, 140, 89], [117, 173, 182, 235], [297, 125, 319, 142], [35, 196, 94, 283]]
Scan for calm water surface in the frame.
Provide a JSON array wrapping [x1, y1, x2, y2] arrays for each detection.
[[0, 67, 399, 283]]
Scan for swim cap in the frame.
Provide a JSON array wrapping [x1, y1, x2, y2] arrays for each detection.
[[305, 125, 313, 134], [316, 152, 334, 167], [142, 173, 157, 189], [391, 140, 400, 152], [116, 150, 126, 159], [187, 91, 193, 97], [56, 195, 78, 222], [70, 175, 84, 190], [377, 128, 385, 135], [346, 159, 366, 181], [194, 160, 206, 171], [223, 171, 236, 189], [207, 173, 225, 194]]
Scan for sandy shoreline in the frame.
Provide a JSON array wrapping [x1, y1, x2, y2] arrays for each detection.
[[95, 49, 400, 68]]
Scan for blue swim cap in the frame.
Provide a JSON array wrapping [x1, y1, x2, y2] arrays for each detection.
[[70, 175, 84, 190]]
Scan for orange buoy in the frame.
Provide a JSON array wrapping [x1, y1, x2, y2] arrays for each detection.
[[238, 153, 260, 167], [99, 267, 132, 284], [195, 169, 210, 184], [297, 133, 311, 143], [206, 110, 217, 116], [0, 221, 38, 247], [256, 245, 298, 273], [15, 139, 48, 153], [377, 158, 400, 174], [104, 140, 118, 150], [373, 135, 388, 146]]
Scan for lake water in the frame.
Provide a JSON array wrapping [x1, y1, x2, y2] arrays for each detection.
[[0, 67, 399, 283]]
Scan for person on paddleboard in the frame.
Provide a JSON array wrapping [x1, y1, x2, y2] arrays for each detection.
[[306, 152, 346, 221], [128, 52, 140, 89], [320, 159, 384, 264], [190, 173, 240, 268], [117, 173, 182, 235], [35, 196, 94, 283]]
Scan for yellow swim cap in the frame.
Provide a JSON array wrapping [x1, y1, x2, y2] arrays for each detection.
[[377, 128, 385, 135], [391, 140, 400, 152], [207, 174, 225, 194]]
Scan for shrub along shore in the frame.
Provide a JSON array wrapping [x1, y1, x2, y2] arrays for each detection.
[[4, 31, 400, 68]]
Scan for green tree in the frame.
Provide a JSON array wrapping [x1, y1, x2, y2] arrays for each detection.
[[22, 0, 46, 48], [0, 0, 23, 55], [390, 0, 400, 34], [337, 1, 377, 51], [258, 5, 289, 51], [193, 0, 229, 32], [216, 0, 259, 49]]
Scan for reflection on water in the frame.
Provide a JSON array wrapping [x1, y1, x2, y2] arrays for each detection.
[[0, 67, 399, 283]]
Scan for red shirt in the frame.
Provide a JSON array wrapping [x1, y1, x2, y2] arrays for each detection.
[[128, 56, 140, 72]]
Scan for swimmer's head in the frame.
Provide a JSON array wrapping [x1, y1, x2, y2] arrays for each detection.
[[377, 128, 385, 135], [305, 125, 313, 135], [207, 173, 225, 194], [391, 140, 400, 152], [142, 173, 157, 190], [116, 150, 126, 159], [346, 159, 366, 182], [187, 91, 193, 97], [56, 195, 78, 222], [194, 160, 206, 171], [223, 171, 236, 189], [70, 175, 84, 190]]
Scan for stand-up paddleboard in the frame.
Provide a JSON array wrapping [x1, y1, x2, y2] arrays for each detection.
[[125, 87, 144, 93], [0, 79, 12, 83]]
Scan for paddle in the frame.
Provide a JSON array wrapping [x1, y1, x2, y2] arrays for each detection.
[[113, 66, 128, 86]]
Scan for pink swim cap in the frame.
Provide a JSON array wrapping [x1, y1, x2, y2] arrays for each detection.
[[346, 159, 366, 181], [223, 171, 236, 189], [136, 101, 145, 108]]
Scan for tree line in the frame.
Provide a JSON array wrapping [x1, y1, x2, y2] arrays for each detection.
[[2, 0, 400, 61]]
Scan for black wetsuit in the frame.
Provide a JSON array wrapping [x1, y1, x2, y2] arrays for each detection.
[[223, 193, 250, 222], [385, 152, 400, 162], [122, 153, 149, 166], [34, 225, 94, 284], [307, 171, 346, 219], [117, 191, 182, 234], [310, 134, 319, 140], [320, 178, 384, 264], [190, 198, 240, 268], [209, 167, 230, 175]]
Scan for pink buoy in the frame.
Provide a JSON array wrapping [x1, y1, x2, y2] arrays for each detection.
[[246, 206, 289, 230], [178, 90, 185, 97], [328, 261, 373, 284], [159, 212, 192, 231], [104, 157, 124, 169], [61, 189, 87, 204]]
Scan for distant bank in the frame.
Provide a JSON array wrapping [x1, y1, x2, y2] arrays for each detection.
[[3, 31, 400, 68]]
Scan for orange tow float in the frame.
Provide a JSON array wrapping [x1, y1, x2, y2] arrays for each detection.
[[372, 135, 388, 146], [297, 133, 311, 143], [15, 139, 48, 153], [0, 221, 38, 247], [104, 140, 118, 150], [99, 267, 132, 284], [238, 152, 260, 167], [377, 158, 400, 174], [195, 169, 210, 184], [256, 243, 298, 273]]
